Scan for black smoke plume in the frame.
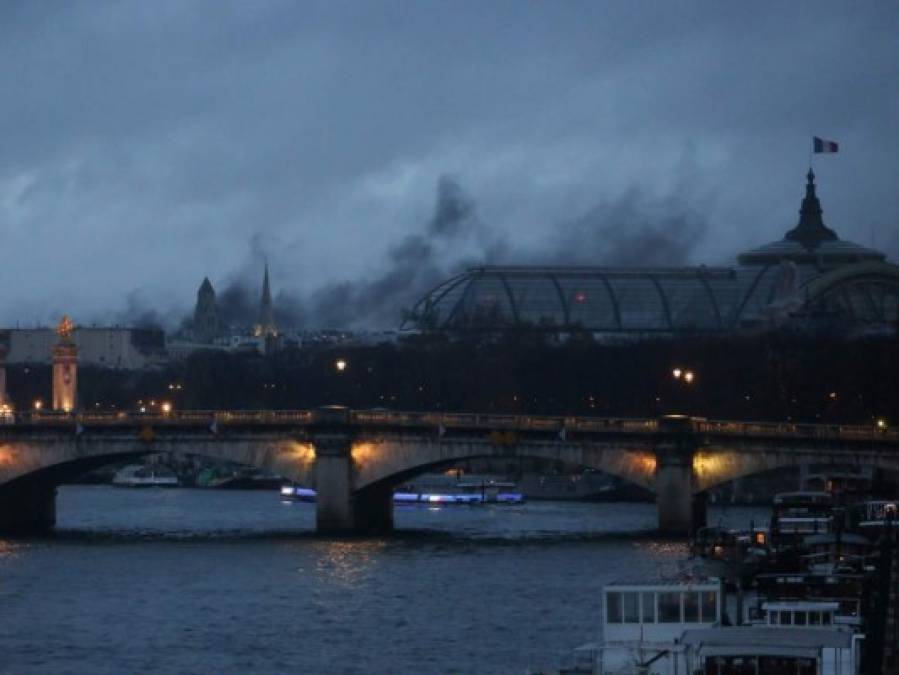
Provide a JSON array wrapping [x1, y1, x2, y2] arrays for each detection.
[[176, 176, 708, 332]]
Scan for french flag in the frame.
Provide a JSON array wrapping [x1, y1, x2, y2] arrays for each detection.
[[813, 136, 839, 153]]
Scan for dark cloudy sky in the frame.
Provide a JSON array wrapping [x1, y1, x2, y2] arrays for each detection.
[[2, 1, 898, 329]]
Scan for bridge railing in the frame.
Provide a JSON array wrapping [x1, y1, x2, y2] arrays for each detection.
[[699, 419, 899, 442], [3, 409, 896, 442]]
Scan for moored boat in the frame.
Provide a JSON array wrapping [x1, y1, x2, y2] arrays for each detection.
[[112, 464, 179, 488], [279, 479, 524, 505]]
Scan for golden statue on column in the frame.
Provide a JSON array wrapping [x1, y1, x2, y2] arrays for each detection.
[[0, 340, 9, 416], [52, 315, 78, 412]]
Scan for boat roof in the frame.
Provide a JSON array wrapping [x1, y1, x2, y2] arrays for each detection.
[[681, 626, 853, 650], [606, 578, 720, 591], [803, 532, 871, 546], [774, 491, 832, 503]]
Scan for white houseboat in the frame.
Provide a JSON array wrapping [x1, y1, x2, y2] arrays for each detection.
[[556, 579, 864, 675]]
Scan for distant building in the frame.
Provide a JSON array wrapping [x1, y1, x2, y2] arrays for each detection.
[[0, 326, 166, 370], [404, 171, 899, 338], [192, 277, 220, 343]]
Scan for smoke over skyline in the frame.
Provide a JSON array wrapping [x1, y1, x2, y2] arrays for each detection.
[[177, 175, 710, 332], [1, 3, 898, 330]]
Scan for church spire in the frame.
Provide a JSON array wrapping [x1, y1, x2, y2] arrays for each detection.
[[784, 168, 838, 250], [256, 261, 278, 338]]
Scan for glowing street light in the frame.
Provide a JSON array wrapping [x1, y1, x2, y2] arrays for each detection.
[[33, 399, 43, 411], [161, 402, 172, 414], [876, 418, 888, 432], [335, 359, 347, 373], [683, 370, 695, 384], [672, 368, 683, 379]]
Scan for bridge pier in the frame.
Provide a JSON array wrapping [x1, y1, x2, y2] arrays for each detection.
[[313, 433, 393, 535], [0, 481, 57, 535], [655, 417, 700, 536], [314, 433, 356, 534]]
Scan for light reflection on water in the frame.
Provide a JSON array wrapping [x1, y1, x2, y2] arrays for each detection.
[[0, 487, 768, 675]]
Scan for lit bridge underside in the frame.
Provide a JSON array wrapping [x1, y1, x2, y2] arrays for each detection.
[[1, 409, 898, 536]]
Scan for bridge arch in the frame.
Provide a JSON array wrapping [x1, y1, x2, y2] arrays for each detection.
[[692, 445, 899, 494], [349, 436, 658, 495]]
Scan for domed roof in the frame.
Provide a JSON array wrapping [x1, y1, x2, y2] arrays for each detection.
[[738, 169, 885, 266]]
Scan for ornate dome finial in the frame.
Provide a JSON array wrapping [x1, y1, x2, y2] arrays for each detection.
[[784, 169, 837, 250]]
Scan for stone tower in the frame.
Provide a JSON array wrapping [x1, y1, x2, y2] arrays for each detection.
[[52, 315, 78, 412], [255, 263, 278, 338], [193, 277, 220, 343]]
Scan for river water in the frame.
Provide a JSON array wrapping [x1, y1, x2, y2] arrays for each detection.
[[0, 487, 765, 674]]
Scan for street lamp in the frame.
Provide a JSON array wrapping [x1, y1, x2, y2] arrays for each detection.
[[335, 358, 347, 373], [670, 366, 696, 416]]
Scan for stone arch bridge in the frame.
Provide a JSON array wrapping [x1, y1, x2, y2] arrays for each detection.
[[1, 408, 898, 536]]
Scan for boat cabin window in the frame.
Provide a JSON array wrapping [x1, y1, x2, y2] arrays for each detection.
[[659, 592, 681, 623], [622, 593, 639, 623], [684, 592, 700, 622], [607, 588, 718, 625], [701, 591, 717, 623], [606, 592, 640, 624], [770, 608, 833, 626], [641, 592, 656, 623], [606, 592, 621, 623]]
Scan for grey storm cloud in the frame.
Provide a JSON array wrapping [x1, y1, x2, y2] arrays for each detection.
[[0, 1, 898, 329]]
